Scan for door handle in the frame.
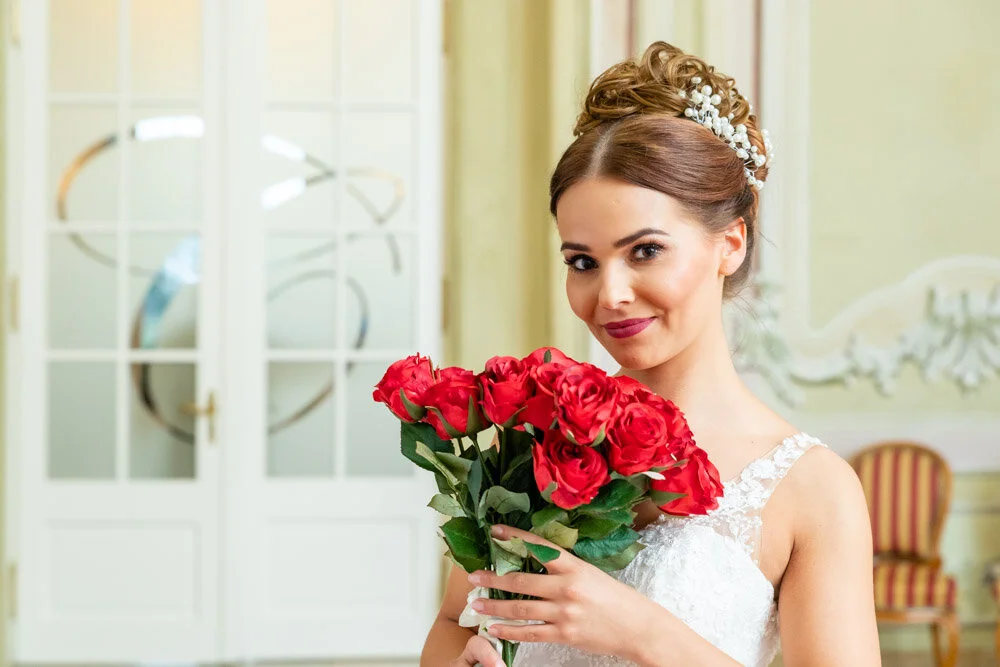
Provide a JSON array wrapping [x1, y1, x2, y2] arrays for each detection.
[[180, 391, 217, 444]]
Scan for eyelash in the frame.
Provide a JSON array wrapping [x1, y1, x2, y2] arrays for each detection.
[[564, 242, 665, 273]]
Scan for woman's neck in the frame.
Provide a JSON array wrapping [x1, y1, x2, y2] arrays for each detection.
[[622, 317, 757, 433]]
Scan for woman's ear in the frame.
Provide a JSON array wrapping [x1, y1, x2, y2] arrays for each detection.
[[720, 218, 748, 277]]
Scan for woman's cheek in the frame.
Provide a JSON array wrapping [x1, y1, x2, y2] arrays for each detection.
[[648, 258, 707, 307], [565, 278, 594, 322]]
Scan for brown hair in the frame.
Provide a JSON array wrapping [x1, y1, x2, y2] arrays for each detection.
[[549, 41, 770, 297]]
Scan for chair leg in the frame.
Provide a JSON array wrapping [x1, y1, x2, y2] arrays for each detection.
[[930, 621, 944, 667], [940, 611, 960, 667], [994, 618, 999, 665]]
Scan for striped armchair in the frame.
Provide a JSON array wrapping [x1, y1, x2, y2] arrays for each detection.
[[851, 441, 959, 667]]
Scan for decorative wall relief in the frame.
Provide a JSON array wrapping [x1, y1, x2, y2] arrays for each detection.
[[730, 265, 1000, 408]]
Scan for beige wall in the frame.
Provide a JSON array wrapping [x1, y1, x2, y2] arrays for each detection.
[[443, 0, 591, 371], [801, 0, 1000, 415], [809, 0, 1000, 329], [1, 1, 8, 657]]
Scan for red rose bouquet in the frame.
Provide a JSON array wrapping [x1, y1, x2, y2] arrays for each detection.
[[372, 347, 723, 665]]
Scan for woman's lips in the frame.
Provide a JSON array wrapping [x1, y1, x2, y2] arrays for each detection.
[[603, 317, 655, 339]]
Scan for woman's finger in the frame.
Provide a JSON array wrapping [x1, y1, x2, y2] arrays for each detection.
[[488, 620, 560, 645], [457, 634, 504, 667], [470, 569, 561, 598], [474, 597, 561, 623]]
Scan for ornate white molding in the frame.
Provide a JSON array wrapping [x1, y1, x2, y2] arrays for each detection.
[[730, 278, 1000, 407]]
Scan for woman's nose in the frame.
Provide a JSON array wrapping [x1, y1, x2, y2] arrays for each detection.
[[596, 266, 635, 310]]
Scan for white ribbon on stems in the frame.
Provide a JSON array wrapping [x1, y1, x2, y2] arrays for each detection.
[[458, 586, 544, 659]]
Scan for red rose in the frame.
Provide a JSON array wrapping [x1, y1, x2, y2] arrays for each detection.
[[651, 441, 724, 516], [422, 367, 486, 439], [519, 360, 571, 430], [522, 346, 573, 369], [552, 363, 620, 445], [533, 429, 610, 510], [614, 374, 651, 398], [479, 356, 532, 426], [605, 399, 677, 476], [372, 354, 434, 422]]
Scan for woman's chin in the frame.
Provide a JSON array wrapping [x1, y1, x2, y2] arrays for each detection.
[[602, 341, 673, 372]]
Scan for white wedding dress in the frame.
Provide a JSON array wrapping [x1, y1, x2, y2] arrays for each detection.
[[512, 432, 826, 667]]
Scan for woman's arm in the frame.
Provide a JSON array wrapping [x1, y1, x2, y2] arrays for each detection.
[[627, 600, 743, 666], [421, 563, 500, 667], [774, 449, 881, 666]]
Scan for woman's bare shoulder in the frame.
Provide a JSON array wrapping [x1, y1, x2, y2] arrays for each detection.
[[781, 441, 870, 544]]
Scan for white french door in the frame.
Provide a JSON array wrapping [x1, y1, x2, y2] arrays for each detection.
[[4, 0, 443, 662]]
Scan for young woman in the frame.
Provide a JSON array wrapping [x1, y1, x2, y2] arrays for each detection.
[[422, 42, 881, 667]]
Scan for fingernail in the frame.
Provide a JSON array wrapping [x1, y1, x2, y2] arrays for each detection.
[[471, 599, 485, 611], [491, 525, 504, 537], [468, 572, 481, 585]]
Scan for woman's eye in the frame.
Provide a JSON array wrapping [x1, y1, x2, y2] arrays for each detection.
[[564, 255, 596, 272], [633, 243, 664, 261]]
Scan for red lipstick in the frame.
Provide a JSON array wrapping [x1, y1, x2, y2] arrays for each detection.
[[603, 318, 655, 339]]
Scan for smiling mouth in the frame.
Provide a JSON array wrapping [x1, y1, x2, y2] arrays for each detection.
[[603, 318, 656, 339]]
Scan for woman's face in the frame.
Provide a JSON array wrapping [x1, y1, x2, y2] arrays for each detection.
[[555, 177, 745, 371]]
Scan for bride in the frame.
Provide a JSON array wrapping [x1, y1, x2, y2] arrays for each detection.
[[421, 42, 881, 667]]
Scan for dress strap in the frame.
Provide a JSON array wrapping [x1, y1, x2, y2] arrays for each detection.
[[730, 432, 826, 511]]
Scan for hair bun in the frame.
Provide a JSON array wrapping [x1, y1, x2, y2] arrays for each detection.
[[574, 41, 753, 138]]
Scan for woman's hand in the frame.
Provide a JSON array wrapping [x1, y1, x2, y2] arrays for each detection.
[[466, 524, 655, 661], [450, 634, 503, 667]]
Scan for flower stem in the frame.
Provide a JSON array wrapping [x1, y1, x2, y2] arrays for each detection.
[[502, 638, 517, 666], [469, 435, 495, 486]]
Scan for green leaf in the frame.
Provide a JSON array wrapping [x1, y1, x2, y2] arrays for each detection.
[[531, 506, 568, 529], [587, 541, 645, 573], [437, 451, 473, 483], [428, 494, 466, 517], [580, 480, 644, 513], [572, 525, 640, 562], [440, 517, 488, 573], [466, 395, 485, 434], [484, 440, 500, 467], [415, 441, 460, 487], [600, 508, 635, 524], [531, 521, 578, 550], [398, 388, 426, 421], [434, 473, 453, 494], [478, 486, 531, 520], [400, 421, 453, 473], [468, 459, 483, 507], [492, 536, 529, 559], [491, 542, 524, 576], [506, 427, 537, 451], [540, 481, 557, 503], [524, 541, 561, 565], [650, 489, 687, 508], [575, 514, 627, 540], [499, 449, 533, 486]]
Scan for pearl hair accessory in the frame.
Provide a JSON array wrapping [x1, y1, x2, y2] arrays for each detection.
[[679, 76, 773, 189]]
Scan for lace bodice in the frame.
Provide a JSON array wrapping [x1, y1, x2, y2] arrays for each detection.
[[512, 433, 826, 667]]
